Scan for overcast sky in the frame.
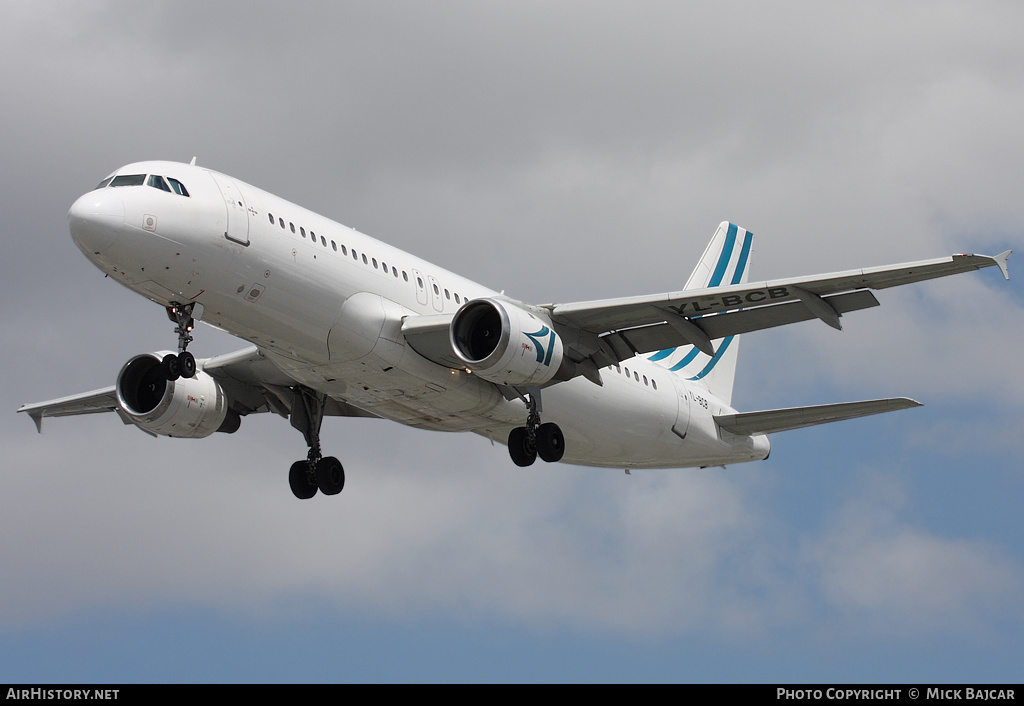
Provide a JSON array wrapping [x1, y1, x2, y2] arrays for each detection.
[[1, 1, 1022, 683]]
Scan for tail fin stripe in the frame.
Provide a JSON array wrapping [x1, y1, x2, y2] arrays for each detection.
[[651, 226, 751, 366], [731, 230, 753, 285], [668, 347, 701, 371], [709, 223, 739, 287], [688, 335, 735, 380]]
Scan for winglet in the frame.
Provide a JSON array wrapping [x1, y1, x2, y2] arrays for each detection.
[[993, 250, 1012, 280], [27, 410, 43, 434]]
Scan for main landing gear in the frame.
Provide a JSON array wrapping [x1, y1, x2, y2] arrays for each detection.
[[507, 391, 565, 467], [288, 387, 345, 500], [160, 302, 197, 381]]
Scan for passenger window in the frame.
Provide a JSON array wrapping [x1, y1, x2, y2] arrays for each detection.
[[279, 218, 285, 228], [432, 283, 439, 295], [290, 223, 296, 233], [331, 241, 337, 251], [109, 174, 146, 187], [352, 250, 358, 260], [652, 380, 658, 390], [444, 289, 450, 300], [300, 227, 306, 238], [455, 293, 461, 304], [341, 244, 348, 256], [362, 254, 368, 265], [392, 267, 399, 278], [634, 371, 639, 382], [643, 375, 648, 386], [372, 258, 378, 269], [320, 236, 327, 247], [167, 178, 190, 196], [268, 213, 275, 224]]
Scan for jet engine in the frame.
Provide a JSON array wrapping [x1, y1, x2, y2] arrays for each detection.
[[450, 298, 565, 386], [116, 353, 239, 438]]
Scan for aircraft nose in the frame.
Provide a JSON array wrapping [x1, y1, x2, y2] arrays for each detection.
[[68, 190, 124, 253]]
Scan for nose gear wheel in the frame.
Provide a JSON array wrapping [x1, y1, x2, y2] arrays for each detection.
[[162, 302, 197, 381]]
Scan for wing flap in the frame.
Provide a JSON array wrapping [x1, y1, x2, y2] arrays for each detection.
[[714, 397, 922, 436]]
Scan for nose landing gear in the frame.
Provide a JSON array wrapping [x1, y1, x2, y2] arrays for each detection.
[[160, 302, 197, 381]]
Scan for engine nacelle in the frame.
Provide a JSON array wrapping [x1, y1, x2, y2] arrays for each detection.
[[116, 353, 238, 438], [450, 298, 564, 386]]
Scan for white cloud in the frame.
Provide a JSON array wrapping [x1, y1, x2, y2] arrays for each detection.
[[802, 474, 1023, 636]]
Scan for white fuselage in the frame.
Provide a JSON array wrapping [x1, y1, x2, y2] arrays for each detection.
[[68, 161, 769, 468]]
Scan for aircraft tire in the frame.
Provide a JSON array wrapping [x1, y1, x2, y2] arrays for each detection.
[[179, 351, 196, 379], [316, 456, 345, 495], [508, 427, 537, 467], [289, 460, 318, 500], [536, 423, 565, 463], [161, 354, 181, 381]]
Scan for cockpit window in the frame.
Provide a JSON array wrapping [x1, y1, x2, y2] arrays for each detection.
[[94, 176, 114, 190], [109, 174, 146, 187], [167, 178, 189, 197], [147, 175, 172, 192]]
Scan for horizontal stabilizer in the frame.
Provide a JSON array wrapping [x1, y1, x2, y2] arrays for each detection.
[[714, 397, 922, 436]]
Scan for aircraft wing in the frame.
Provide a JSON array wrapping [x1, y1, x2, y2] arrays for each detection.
[[201, 346, 379, 419], [18, 345, 378, 433], [18, 387, 125, 433], [714, 397, 922, 436], [547, 251, 1011, 366], [401, 314, 461, 369]]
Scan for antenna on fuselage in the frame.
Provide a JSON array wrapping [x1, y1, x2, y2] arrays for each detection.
[[190, 156, 197, 166]]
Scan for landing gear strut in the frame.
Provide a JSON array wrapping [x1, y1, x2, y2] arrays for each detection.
[[161, 302, 197, 381], [507, 390, 564, 467], [288, 386, 345, 500]]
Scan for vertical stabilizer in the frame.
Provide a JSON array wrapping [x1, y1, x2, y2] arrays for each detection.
[[649, 222, 753, 405]]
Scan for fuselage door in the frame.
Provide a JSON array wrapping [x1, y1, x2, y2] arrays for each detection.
[[209, 172, 250, 246], [672, 378, 691, 440], [412, 269, 429, 307], [427, 275, 444, 312]]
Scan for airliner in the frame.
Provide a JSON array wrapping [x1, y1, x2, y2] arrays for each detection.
[[19, 160, 1011, 499]]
